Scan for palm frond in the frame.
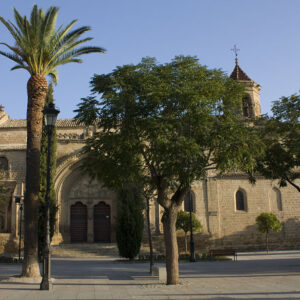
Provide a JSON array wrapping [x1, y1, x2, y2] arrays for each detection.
[[11, 64, 31, 72], [1, 5, 105, 79], [12, 8, 25, 34], [0, 17, 22, 45], [70, 46, 106, 56], [42, 6, 59, 39], [47, 69, 58, 84], [48, 37, 94, 65], [0, 50, 23, 64], [0, 42, 21, 55]]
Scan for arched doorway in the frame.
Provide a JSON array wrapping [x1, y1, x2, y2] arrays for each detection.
[[70, 202, 87, 243], [94, 202, 111, 242]]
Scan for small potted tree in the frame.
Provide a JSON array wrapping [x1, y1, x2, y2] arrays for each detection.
[[176, 210, 202, 254], [256, 212, 282, 253]]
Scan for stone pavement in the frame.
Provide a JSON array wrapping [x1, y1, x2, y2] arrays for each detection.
[[0, 250, 300, 299]]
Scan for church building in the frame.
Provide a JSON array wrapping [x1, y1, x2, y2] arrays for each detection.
[[0, 61, 299, 253]]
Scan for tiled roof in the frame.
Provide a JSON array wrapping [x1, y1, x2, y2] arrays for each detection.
[[0, 144, 26, 150], [230, 60, 252, 81], [0, 119, 26, 128], [57, 119, 83, 127], [0, 118, 85, 128]]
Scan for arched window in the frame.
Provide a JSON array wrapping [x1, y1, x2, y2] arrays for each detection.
[[271, 188, 282, 211], [236, 189, 247, 211], [242, 97, 252, 118], [184, 190, 195, 213], [0, 215, 4, 232], [0, 157, 8, 171]]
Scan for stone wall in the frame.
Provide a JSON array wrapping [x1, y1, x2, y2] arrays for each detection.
[[1, 110, 300, 253], [0, 233, 18, 254]]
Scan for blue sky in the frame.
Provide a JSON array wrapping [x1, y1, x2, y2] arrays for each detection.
[[1, 0, 300, 119]]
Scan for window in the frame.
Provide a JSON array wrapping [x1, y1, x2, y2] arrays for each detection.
[[236, 189, 246, 211], [0, 157, 8, 171], [242, 97, 252, 118], [184, 190, 195, 213], [271, 188, 282, 211]]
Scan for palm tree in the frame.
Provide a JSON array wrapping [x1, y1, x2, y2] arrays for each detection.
[[0, 5, 105, 277]]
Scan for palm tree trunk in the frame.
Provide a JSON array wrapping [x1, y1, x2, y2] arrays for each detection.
[[22, 74, 48, 277], [162, 204, 179, 285]]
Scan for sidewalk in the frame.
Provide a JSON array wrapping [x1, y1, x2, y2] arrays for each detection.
[[0, 251, 300, 299]]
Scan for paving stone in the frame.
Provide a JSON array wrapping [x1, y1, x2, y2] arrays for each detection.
[[0, 251, 300, 299]]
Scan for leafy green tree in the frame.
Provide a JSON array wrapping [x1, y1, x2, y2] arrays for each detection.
[[176, 210, 202, 253], [256, 212, 282, 252], [256, 94, 300, 192], [116, 185, 145, 260], [0, 5, 105, 277], [38, 83, 57, 260], [75, 56, 264, 284]]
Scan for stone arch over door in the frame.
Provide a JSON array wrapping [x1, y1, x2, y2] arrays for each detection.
[[70, 202, 87, 243], [94, 202, 111, 242], [55, 156, 117, 243]]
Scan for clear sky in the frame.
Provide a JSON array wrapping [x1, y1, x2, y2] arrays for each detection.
[[1, 0, 300, 119]]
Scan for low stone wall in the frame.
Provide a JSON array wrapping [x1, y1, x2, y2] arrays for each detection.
[[142, 230, 300, 256], [0, 233, 19, 254]]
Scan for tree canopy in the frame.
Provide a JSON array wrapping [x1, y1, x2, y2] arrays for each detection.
[[256, 212, 282, 233], [0, 5, 105, 82], [255, 94, 300, 192], [75, 56, 263, 189], [176, 210, 202, 234], [75, 56, 264, 284]]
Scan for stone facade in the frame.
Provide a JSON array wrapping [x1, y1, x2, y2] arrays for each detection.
[[0, 63, 299, 254]]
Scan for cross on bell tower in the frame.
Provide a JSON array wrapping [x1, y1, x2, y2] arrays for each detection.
[[229, 45, 262, 118], [231, 44, 240, 65]]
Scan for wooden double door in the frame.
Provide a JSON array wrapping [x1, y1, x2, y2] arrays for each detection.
[[94, 201, 111, 243], [70, 201, 111, 243], [70, 202, 87, 243]]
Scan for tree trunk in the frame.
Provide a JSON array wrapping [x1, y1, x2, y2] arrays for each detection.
[[184, 232, 188, 254], [22, 74, 48, 277], [162, 205, 179, 285], [266, 231, 269, 254], [146, 196, 154, 274]]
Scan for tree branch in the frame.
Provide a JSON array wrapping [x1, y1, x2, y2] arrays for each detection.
[[284, 176, 300, 192]]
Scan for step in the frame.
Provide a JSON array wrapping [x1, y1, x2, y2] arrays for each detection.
[[51, 243, 119, 258]]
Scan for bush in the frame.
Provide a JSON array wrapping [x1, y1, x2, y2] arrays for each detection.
[[116, 185, 145, 260]]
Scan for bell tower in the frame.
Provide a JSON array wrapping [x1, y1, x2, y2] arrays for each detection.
[[230, 46, 261, 118]]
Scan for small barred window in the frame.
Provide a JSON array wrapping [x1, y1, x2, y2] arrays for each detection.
[[236, 190, 246, 211]]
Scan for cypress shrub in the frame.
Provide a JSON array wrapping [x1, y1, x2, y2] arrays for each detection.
[[38, 84, 58, 259], [116, 185, 145, 260]]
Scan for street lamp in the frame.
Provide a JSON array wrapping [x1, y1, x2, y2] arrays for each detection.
[[188, 189, 195, 262], [15, 196, 23, 261], [40, 102, 59, 291]]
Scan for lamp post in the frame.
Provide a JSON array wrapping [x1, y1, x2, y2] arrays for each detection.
[[15, 196, 23, 261], [189, 189, 195, 262], [40, 102, 59, 291]]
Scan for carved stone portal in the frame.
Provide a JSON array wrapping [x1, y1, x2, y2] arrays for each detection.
[[58, 168, 116, 243]]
